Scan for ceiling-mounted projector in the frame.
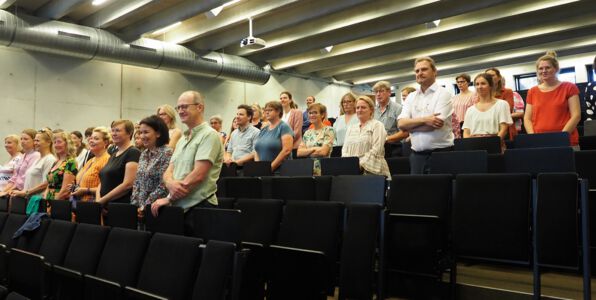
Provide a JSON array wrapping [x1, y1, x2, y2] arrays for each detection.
[[240, 17, 266, 49]]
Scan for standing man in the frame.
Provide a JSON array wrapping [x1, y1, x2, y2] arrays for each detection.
[[224, 104, 260, 166], [373, 80, 406, 157], [151, 90, 223, 235], [397, 57, 454, 174], [302, 96, 316, 134]]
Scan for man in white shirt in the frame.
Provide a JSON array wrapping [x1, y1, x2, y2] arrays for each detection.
[[398, 57, 454, 174]]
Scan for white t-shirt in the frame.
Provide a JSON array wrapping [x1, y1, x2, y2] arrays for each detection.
[[23, 154, 57, 193], [462, 100, 513, 136]]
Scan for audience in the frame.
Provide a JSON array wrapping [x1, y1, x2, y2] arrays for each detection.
[[333, 92, 359, 146], [224, 105, 260, 167], [70, 131, 89, 170], [223, 116, 238, 150], [298, 103, 335, 176], [254, 100, 294, 171], [97, 120, 141, 206], [131, 115, 172, 210], [373, 80, 405, 157], [280, 91, 303, 149], [524, 51, 581, 145], [251, 103, 266, 129], [44, 131, 78, 200], [451, 73, 476, 127], [462, 73, 513, 147], [485, 67, 516, 140], [157, 104, 183, 150], [71, 127, 111, 202], [302, 96, 316, 134], [0, 129, 40, 197], [12, 128, 57, 199], [151, 91, 223, 236], [0, 135, 22, 191], [134, 129, 145, 151], [209, 114, 227, 144]]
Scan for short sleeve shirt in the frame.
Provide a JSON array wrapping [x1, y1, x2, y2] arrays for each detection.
[[254, 122, 294, 161], [227, 125, 260, 161], [374, 101, 402, 136], [171, 122, 223, 209], [99, 146, 141, 203], [462, 100, 514, 136]]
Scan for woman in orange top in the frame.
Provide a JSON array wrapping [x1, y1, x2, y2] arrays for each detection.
[[524, 51, 581, 145], [70, 127, 112, 201], [485, 67, 516, 140]]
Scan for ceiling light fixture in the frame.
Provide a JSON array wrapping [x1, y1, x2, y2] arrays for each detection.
[[92, 0, 108, 6], [206, 0, 242, 18], [151, 22, 182, 35], [426, 19, 441, 29], [0, 0, 7, 6], [320, 45, 334, 54]]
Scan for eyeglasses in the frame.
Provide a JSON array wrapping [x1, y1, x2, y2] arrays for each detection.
[[456, 81, 468, 84], [175, 103, 200, 111], [373, 89, 389, 94]]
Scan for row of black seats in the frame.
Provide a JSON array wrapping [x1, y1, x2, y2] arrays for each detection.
[[0, 215, 239, 300]]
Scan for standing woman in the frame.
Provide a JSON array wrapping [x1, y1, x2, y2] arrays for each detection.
[[254, 101, 294, 172], [462, 73, 513, 145], [0, 129, 40, 197], [485, 67, 516, 139], [279, 91, 303, 149], [209, 115, 227, 144], [71, 131, 89, 170], [70, 127, 111, 202], [0, 135, 23, 190], [524, 51, 581, 145], [342, 96, 390, 178], [44, 132, 78, 200], [131, 115, 172, 209], [11, 129, 56, 199], [97, 120, 141, 205], [333, 92, 359, 146], [298, 103, 335, 176], [157, 104, 183, 150], [251, 104, 265, 129], [451, 74, 476, 127]]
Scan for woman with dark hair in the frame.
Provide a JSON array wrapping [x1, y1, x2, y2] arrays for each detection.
[[70, 131, 89, 169], [254, 101, 294, 171], [280, 91, 303, 149], [451, 73, 476, 125], [485, 67, 516, 139], [131, 115, 172, 208]]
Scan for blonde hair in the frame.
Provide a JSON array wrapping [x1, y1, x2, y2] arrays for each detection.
[[535, 50, 559, 70], [36, 128, 55, 155], [93, 126, 113, 147], [209, 115, 223, 124], [252, 103, 264, 121], [4, 135, 21, 153], [357, 95, 375, 117], [53, 131, 76, 159], [307, 103, 328, 120], [372, 81, 391, 92], [414, 56, 437, 71], [156, 104, 178, 129], [339, 92, 357, 115]]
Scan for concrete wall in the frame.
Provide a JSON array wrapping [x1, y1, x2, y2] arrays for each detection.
[[0, 46, 353, 162]]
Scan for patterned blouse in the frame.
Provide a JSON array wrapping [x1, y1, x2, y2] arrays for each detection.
[[130, 145, 173, 208], [46, 158, 78, 200], [301, 126, 335, 176], [342, 119, 391, 178]]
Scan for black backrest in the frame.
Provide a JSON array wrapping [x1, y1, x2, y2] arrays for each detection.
[[9, 197, 28, 214], [62, 223, 110, 274], [279, 159, 314, 176], [580, 136, 596, 150], [487, 153, 505, 173], [38, 220, 77, 265], [276, 201, 344, 261], [95, 227, 152, 286], [575, 150, 596, 189], [48, 200, 72, 221], [454, 136, 502, 154], [243, 161, 273, 177], [105, 203, 138, 229], [15, 219, 50, 253], [0, 214, 26, 248], [0, 196, 8, 212], [338, 203, 381, 300], [0, 212, 7, 232], [514, 132, 570, 149], [535, 173, 579, 269], [136, 233, 202, 300], [191, 240, 236, 300], [386, 157, 410, 175], [329, 175, 386, 205], [453, 173, 532, 264], [192, 208, 241, 244], [331, 146, 342, 158], [314, 176, 332, 201], [270, 176, 316, 201], [236, 198, 283, 245], [388, 174, 452, 217], [320, 157, 360, 176], [505, 147, 575, 176], [217, 197, 236, 209], [430, 150, 488, 175], [223, 177, 262, 199], [219, 163, 237, 177], [75, 201, 102, 225], [8, 248, 48, 300], [144, 205, 184, 235]]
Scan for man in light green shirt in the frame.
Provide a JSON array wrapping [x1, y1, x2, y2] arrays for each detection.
[[151, 90, 223, 234]]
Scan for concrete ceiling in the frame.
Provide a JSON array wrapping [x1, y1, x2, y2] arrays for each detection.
[[4, 0, 595, 86]]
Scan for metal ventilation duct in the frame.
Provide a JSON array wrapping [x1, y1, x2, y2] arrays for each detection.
[[0, 10, 270, 85]]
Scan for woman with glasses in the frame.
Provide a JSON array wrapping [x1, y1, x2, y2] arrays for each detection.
[[70, 127, 111, 202], [157, 104, 182, 150], [209, 115, 227, 144], [333, 92, 359, 146], [11, 128, 56, 199], [451, 74, 476, 126], [0, 129, 40, 197], [44, 132, 78, 200], [254, 101, 294, 171], [298, 103, 335, 176]]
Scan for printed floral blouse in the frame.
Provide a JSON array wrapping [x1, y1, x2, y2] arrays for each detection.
[[301, 126, 335, 176], [130, 145, 173, 208], [46, 158, 78, 200]]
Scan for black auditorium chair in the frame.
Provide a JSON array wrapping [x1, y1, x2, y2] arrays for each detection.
[[8, 197, 28, 215], [331, 146, 342, 158], [191, 240, 237, 300], [430, 150, 488, 175], [319, 157, 361, 176], [220, 162, 238, 177], [0, 214, 27, 249], [37, 220, 77, 265], [269, 176, 316, 201], [575, 150, 596, 190], [15, 219, 50, 253], [267, 201, 344, 300], [487, 153, 505, 173], [385, 174, 452, 299], [329, 175, 386, 205], [579, 135, 596, 150], [314, 176, 333, 201], [75, 201, 102, 225], [48, 199, 72, 221], [533, 173, 590, 299], [7, 248, 50, 300], [192, 207, 242, 244], [279, 159, 314, 176], [223, 177, 263, 199], [243, 161, 273, 177], [144, 205, 184, 235], [504, 147, 575, 176], [514, 132, 570, 148], [105, 202, 138, 229], [217, 197, 236, 209], [454, 136, 502, 153], [339, 203, 382, 300], [0, 196, 8, 212], [386, 157, 410, 175], [128, 233, 203, 300]]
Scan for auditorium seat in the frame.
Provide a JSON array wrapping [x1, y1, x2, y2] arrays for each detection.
[[37, 220, 77, 265], [144, 205, 184, 236], [105, 203, 138, 230], [7, 248, 50, 300], [504, 147, 575, 176], [191, 240, 237, 300], [192, 208, 242, 245], [222, 177, 263, 199], [15, 219, 50, 253], [269, 176, 317, 201], [319, 157, 360, 176], [48, 200, 72, 221], [0, 196, 8, 212], [386, 157, 410, 175], [220, 162, 238, 177], [329, 175, 386, 205], [216, 197, 236, 209], [454, 136, 502, 154], [0, 214, 27, 248], [75, 201, 102, 225], [579, 135, 596, 150], [243, 161, 273, 177], [514, 132, 570, 148], [430, 150, 488, 174], [279, 159, 314, 176], [9, 197, 28, 215]]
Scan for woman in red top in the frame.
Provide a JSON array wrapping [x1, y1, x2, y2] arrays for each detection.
[[486, 67, 516, 140], [523, 51, 581, 145]]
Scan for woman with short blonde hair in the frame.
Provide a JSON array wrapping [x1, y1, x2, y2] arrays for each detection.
[[157, 104, 182, 149], [0, 135, 23, 191]]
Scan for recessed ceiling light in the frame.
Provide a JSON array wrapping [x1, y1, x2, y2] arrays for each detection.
[[92, 0, 108, 6]]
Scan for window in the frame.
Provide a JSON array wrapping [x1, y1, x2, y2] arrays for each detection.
[[587, 64, 595, 82], [514, 66, 576, 91], [558, 67, 576, 83]]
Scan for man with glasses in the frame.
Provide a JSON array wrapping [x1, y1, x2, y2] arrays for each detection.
[[151, 90, 223, 235], [373, 80, 406, 157], [398, 57, 454, 174]]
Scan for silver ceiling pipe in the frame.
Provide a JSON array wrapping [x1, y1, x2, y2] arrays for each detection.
[[0, 10, 270, 85]]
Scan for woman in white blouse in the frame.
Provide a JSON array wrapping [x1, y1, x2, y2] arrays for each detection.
[[333, 92, 359, 146], [463, 73, 513, 146], [11, 128, 57, 198], [0, 135, 23, 190], [342, 95, 391, 178]]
